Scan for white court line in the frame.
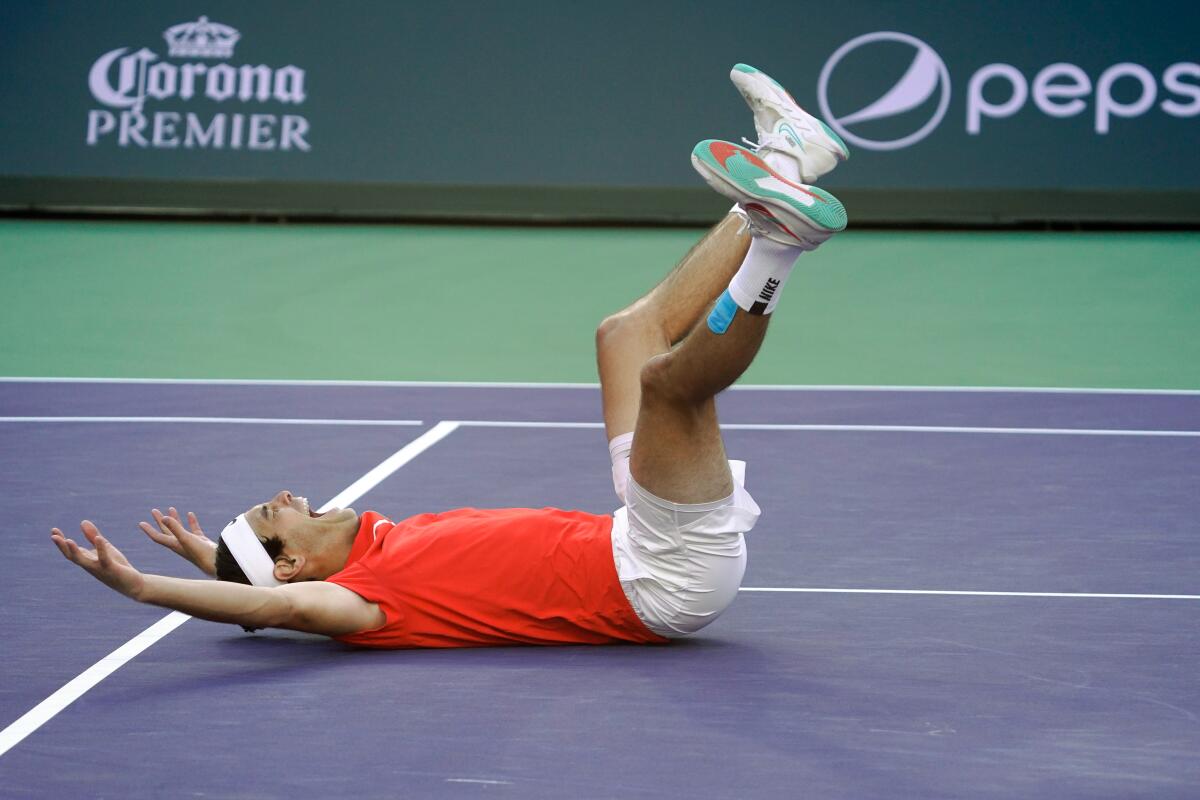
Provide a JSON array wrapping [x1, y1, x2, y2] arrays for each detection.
[[0, 420, 460, 760], [4, 418, 1197, 437], [720, 424, 1200, 437], [4, 417, 1195, 437], [0, 612, 193, 760], [1, 377, 1197, 395], [445, 779, 514, 786], [320, 422, 458, 510], [739, 587, 1199, 600], [451, 420, 1200, 437], [0, 416, 423, 426], [457, 420, 603, 429]]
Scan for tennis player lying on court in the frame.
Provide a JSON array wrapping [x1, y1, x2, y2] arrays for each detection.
[[51, 64, 849, 648]]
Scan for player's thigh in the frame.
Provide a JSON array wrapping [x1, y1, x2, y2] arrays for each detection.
[[629, 358, 732, 504]]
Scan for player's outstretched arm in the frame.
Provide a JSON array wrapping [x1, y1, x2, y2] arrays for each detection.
[[139, 507, 217, 577], [51, 522, 385, 637]]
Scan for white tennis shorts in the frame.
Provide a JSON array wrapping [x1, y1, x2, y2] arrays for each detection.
[[609, 456, 760, 638]]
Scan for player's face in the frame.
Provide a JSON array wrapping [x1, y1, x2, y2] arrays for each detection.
[[244, 489, 357, 540]]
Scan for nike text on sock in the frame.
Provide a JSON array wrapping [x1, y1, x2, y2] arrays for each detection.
[[727, 235, 802, 315]]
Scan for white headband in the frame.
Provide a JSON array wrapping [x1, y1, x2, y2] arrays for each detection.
[[220, 514, 284, 587]]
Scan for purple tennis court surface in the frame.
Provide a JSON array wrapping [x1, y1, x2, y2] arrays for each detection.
[[1, 380, 1197, 799]]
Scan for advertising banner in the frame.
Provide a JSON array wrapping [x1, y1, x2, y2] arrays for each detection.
[[1, 1, 1197, 222]]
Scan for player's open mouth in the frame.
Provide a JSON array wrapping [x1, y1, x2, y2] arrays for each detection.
[[296, 495, 325, 518]]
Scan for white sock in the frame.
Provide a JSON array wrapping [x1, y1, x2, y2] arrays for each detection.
[[608, 432, 634, 504], [727, 235, 802, 315]]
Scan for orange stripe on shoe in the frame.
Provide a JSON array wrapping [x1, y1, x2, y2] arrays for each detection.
[[711, 140, 745, 169], [729, 144, 829, 205]]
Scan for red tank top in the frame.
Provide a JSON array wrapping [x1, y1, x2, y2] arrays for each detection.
[[327, 509, 667, 648]]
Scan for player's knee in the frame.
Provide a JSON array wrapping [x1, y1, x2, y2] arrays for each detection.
[[597, 309, 655, 360], [595, 312, 627, 354], [639, 352, 682, 404]]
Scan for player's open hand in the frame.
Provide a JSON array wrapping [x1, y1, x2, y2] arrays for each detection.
[[140, 507, 217, 577], [51, 521, 146, 600]]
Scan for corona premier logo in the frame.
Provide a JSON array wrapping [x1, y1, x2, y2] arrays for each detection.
[[85, 16, 312, 152], [165, 16, 239, 58]]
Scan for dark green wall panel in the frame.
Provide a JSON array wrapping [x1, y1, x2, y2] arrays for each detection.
[[2, 1, 1197, 222]]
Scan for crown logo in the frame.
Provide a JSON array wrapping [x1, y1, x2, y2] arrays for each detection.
[[163, 16, 240, 59]]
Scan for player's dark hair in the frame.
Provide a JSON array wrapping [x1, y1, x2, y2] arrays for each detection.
[[215, 534, 285, 633], [214, 535, 284, 584]]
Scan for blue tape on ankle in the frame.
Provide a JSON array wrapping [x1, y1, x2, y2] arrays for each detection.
[[707, 290, 738, 335]]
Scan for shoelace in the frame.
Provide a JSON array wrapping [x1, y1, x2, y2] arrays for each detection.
[[742, 130, 803, 154], [741, 135, 767, 151]]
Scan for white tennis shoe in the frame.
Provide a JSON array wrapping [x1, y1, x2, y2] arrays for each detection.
[[729, 63, 850, 184], [691, 139, 847, 250]]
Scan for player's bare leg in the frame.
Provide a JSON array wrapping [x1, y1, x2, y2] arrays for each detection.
[[630, 310, 769, 502], [601, 64, 849, 503], [629, 139, 847, 504], [595, 213, 750, 441], [598, 65, 849, 446]]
